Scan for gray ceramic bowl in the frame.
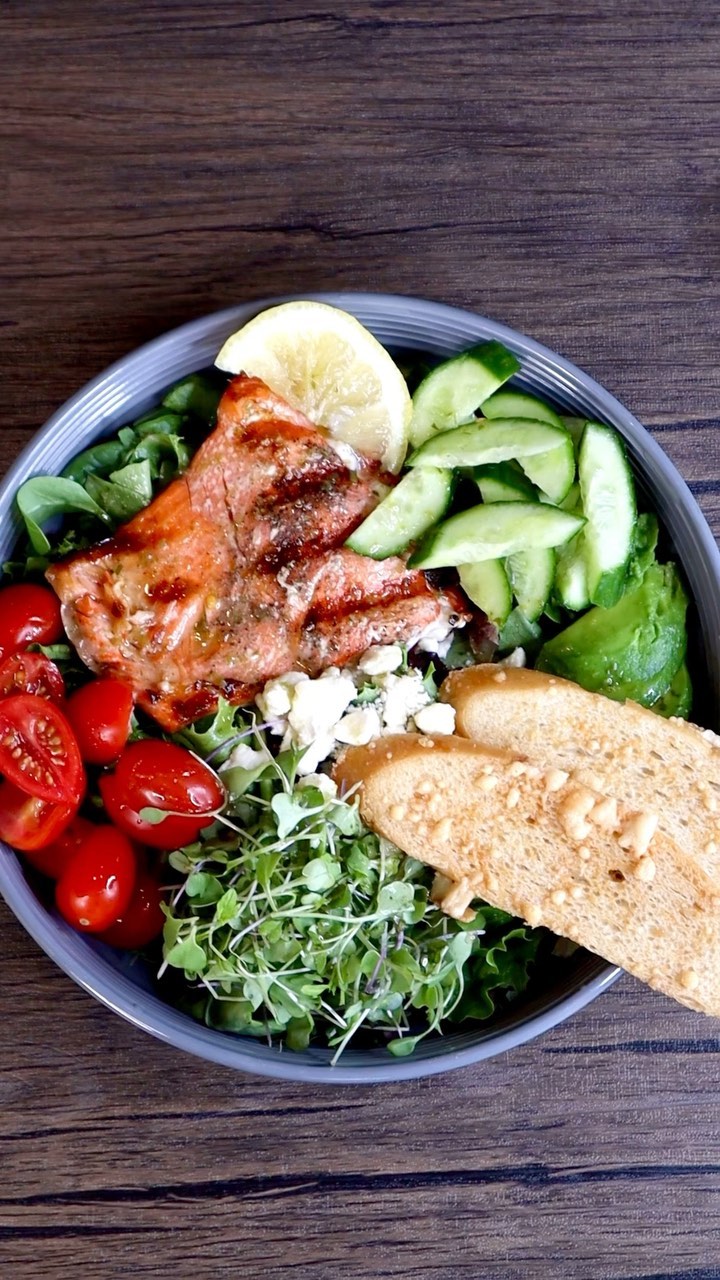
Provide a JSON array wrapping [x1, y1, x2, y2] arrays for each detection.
[[0, 294, 718, 1083]]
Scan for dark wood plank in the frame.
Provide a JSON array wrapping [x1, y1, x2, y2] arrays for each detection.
[[1, 2, 720, 1277]]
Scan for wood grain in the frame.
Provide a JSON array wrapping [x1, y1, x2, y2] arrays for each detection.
[[2, 2, 720, 1277]]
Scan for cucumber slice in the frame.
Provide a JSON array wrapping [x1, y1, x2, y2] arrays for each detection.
[[410, 341, 520, 448], [520, 433, 575, 504], [346, 467, 454, 559], [554, 481, 589, 611], [408, 502, 584, 570], [578, 422, 637, 608], [506, 547, 556, 621], [409, 418, 570, 469], [458, 560, 512, 626], [481, 389, 563, 429], [483, 391, 575, 503], [559, 481, 581, 513], [473, 462, 538, 504], [555, 533, 590, 612]]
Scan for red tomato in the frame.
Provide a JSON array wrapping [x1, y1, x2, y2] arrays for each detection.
[[99, 740, 224, 850], [0, 778, 75, 853], [0, 652, 65, 703], [98, 872, 165, 949], [0, 584, 62, 658], [66, 679, 134, 765], [0, 694, 84, 804], [55, 826, 137, 933], [21, 815, 94, 879]]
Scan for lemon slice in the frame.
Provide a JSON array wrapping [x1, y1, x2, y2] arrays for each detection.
[[215, 301, 411, 472]]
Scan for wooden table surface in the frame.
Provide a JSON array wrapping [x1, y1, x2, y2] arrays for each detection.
[[2, 3, 720, 1277]]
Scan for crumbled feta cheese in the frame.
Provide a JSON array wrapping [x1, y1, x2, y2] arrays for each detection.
[[357, 644, 404, 677], [287, 670, 356, 746], [256, 671, 309, 725], [380, 672, 432, 732], [295, 732, 338, 776], [334, 707, 382, 746], [498, 647, 527, 669], [296, 773, 338, 800], [413, 702, 456, 736], [220, 742, 272, 773]]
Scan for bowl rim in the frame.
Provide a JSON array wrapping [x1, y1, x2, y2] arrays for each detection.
[[0, 290, 717, 1083]]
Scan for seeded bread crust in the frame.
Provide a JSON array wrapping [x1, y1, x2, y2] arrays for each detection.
[[334, 733, 720, 1017], [441, 664, 720, 880]]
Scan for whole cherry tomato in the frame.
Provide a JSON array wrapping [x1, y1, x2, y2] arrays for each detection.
[[0, 652, 65, 703], [0, 584, 62, 659], [20, 815, 95, 879], [99, 740, 224, 850], [98, 872, 165, 949], [55, 826, 137, 933], [0, 694, 84, 804], [66, 679, 134, 765], [0, 778, 76, 853]]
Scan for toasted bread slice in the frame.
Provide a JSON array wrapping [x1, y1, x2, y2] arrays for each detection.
[[441, 665, 720, 881], [335, 733, 720, 1017]]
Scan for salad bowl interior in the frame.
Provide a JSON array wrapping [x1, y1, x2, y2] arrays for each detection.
[[0, 292, 718, 1083]]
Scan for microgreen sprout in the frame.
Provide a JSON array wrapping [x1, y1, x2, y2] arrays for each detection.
[[160, 744, 541, 1061]]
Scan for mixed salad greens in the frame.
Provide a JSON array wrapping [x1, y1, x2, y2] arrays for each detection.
[[0, 320, 691, 1060]]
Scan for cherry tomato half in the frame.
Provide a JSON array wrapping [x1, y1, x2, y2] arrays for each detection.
[[66, 679, 134, 766], [0, 652, 65, 703], [0, 694, 84, 804], [0, 584, 62, 659], [0, 778, 76, 853], [20, 815, 95, 879], [98, 872, 165, 949], [55, 826, 137, 933], [99, 740, 224, 850]]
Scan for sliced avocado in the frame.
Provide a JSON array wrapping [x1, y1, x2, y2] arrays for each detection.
[[536, 561, 688, 707], [651, 661, 693, 719]]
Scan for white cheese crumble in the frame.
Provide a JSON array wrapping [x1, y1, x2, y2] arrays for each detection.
[[379, 672, 432, 732], [357, 644, 404, 676], [334, 707, 382, 745], [221, 742, 272, 773], [497, 646, 527, 669], [413, 702, 456, 736], [256, 671, 309, 727], [254, 612, 465, 774], [296, 773, 338, 800], [287, 669, 356, 746], [290, 731, 338, 775]]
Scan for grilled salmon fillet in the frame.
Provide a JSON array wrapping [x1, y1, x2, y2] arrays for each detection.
[[47, 375, 462, 731]]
